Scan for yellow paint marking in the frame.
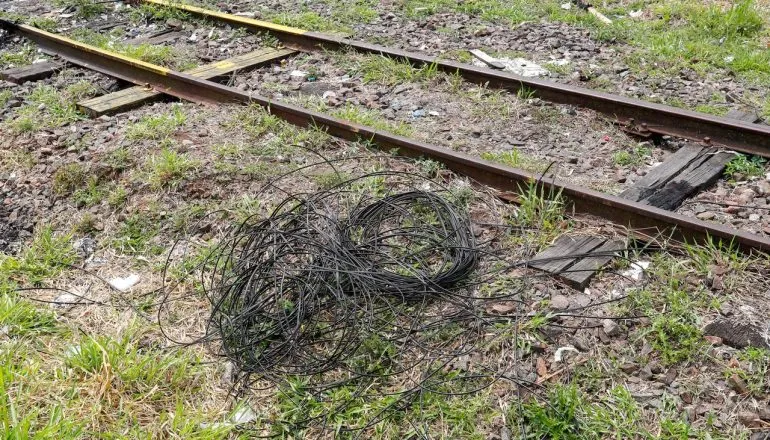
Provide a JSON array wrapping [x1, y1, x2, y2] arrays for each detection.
[[145, 0, 308, 36], [213, 61, 235, 70]]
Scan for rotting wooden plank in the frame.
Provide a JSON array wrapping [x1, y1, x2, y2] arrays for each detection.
[[0, 61, 62, 84], [642, 150, 733, 210], [620, 145, 704, 202], [529, 235, 605, 274], [560, 239, 624, 289], [77, 47, 297, 116]]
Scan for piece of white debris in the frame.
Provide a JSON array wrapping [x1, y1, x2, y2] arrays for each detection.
[[554, 346, 579, 362], [109, 274, 141, 292], [290, 70, 308, 78], [322, 90, 337, 100], [428, 110, 440, 116], [54, 293, 79, 306], [724, 55, 735, 63], [188, 32, 199, 42], [629, 9, 644, 18], [232, 406, 257, 425], [621, 261, 651, 281], [560, 2, 571, 10]]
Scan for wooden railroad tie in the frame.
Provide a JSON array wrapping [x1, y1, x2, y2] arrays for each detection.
[[77, 47, 297, 117], [0, 60, 62, 84]]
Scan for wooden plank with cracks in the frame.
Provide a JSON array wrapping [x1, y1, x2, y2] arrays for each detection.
[[0, 61, 62, 84], [529, 236, 606, 275], [560, 239, 625, 289], [642, 150, 733, 210], [77, 47, 297, 116]]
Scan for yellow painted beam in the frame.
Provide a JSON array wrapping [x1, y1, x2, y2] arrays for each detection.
[[14, 23, 171, 76]]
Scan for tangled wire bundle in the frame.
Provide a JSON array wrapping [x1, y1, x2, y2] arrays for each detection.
[[207, 179, 482, 379]]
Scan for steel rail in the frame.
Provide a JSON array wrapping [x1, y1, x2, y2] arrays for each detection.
[[2, 19, 768, 252], [140, 0, 770, 157]]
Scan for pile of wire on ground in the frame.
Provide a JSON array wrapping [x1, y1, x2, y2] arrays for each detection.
[[157, 154, 633, 438]]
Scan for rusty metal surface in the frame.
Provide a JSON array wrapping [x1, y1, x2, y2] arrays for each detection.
[[140, 0, 770, 156], [5, 20, 768, 253]]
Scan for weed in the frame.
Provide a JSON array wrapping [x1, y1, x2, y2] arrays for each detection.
[[146, 148, 198, 189], [416, 158, 444, 178], [0, 292, 61, 337], [52, 163, 88, 196], [72, 177, 107, 207], [724, 153, 766, 180], [126, 105, 187, 140], [724, 347, 769, 396], [70, 29, 195, 70], [612, 145, 652, 167], [333, 104, 413, 137], [107, 186, 129, 209], [0, 45, 35, 69], [113, 214, 161, 255], [54, 0, 105, 19], [270, 11, 348, 33], [0, 90, 13, 108], [0, 227, 77, 285], [128, 2, 191, 23], [105, 147, 133, 172], [313, 171, 351, 189], [351, 55, 439, 86], [683, 235, 745, 276], [5, 82, 94, 134], [481, 149, 547, 174]]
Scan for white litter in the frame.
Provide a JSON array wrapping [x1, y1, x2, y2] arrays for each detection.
[[629, 10, 644, 18], [621, 261, 651, 281], [54, 293, 78, 305], [560, 2, 572, 10], [109, 274, 141, 292], [290, 70, 308, 78], [322, 91, 337, 100], [554, 346, 579, 362], [472, 57, 549, 77], [232, 406, 257, 425]]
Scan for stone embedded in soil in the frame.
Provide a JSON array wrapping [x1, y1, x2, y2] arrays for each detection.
[[738, 411, 762, 428], [602, 319, 621, 337], [727, 374, 750, 395], [704, 317, 770, 349], [697, 211, 716, 220], [549, 294, 570, 310]]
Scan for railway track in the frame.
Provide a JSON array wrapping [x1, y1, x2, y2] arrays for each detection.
[[2, 6, 770, 254]]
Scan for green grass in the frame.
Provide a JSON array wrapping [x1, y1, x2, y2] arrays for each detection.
[[0, 44, 36, 69], [481, 149, 548, 174], [126, 105, 187, 141], [724, 153, 766, 180], [5, 82, 97, 134], [52, 163, 88, 196], [70, 29, 196, 70], [725, 347, 770, 397], [0, 227, 78, 286], [54, 0, 106, 19], [333, 104, 413, 137], [146, 148, 199, 189], [348, 55, 439, 86], [513, 383, 721, 439], [612, 145, 652, 167], [113, 213, 162, 255]]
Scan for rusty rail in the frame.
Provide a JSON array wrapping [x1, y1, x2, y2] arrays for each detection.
[[140, 0, 770, 157], [2, 19, 768, 252]]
